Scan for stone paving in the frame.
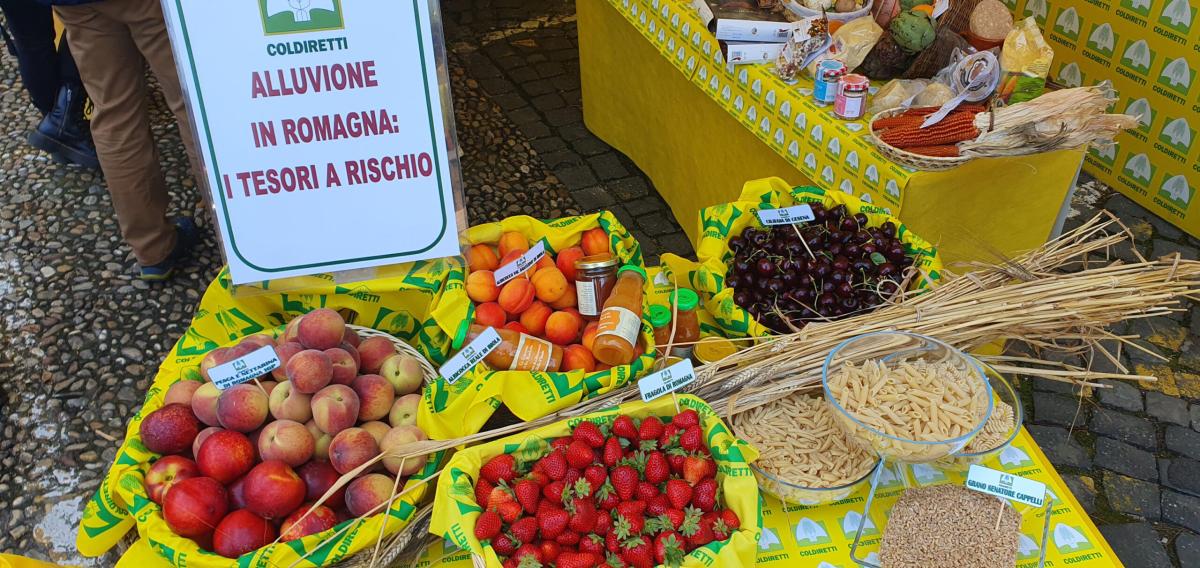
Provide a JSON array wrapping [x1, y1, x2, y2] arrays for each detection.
[[0, 2, 1198, 567]]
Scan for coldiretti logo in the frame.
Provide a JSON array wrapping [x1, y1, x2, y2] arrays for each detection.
[[1157, 56, 1194, 97], [259, 0, 344, 35], [793, 517, 833, 546], [1158, 0, 1195, 34], [1158, 173, 1194, 210], [1089, 142, 1118, 166], [1052, 7, 1081, 42], [1023, 0, 1048, 25], [1158, 116, 1193, 154], [1118, 39, 1155, 80], [1119, 0, 1151, 18], [1125, 97, 1156, 134], [1052, 523, 1095, 553], [1084, 23, 1117, 61], [1057, 62, 1084, 87], [1122, 152, 1156, 186]]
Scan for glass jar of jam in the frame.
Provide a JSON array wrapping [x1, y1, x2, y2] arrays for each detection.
[[648, 305, 672, 357], [668, 289, 700, 359], [574, 254, 619, 319]]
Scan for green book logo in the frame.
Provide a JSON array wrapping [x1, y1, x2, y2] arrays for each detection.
[[259, 0, 345, 35]]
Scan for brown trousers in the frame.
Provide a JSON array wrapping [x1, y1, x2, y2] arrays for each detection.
[[54, 0, 201, 265]]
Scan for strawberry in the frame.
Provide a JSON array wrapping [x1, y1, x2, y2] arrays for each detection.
[[606, 551, 628, 568], [573, 420, 606, 448], [687, 518, 714, 548], [537, 503, 570, 539], [557, 551, 600, 568], [539, 540, 561, 563], [679, 506, 703, 537], [678, 425, 703, 453], [481, 454, 517, 484], [638, 416, 664, 442], [682, 455, 715, 485], [691, 478, 717, 512], [596, 481, 620, 510], [621, 537, 654, 568], [550, 437, 572, 452], [474, 510, 502, 540], [556, 530, 581, 545], [603, 437, 624, 467], [487, 484, 515, 511], [653, 531, 687, 566], [538, 451, 568, 481], [496, 500, 523, 523], [510, 516, 539, 544], [644, 451, 670, 484], [666, 450, 687, 475], [474, 478, 495, 508], [566, 440, 595, 469], [636, 481, 659, 501], [614, 501, 646, 537], [525, 470, 549, 487], [514, 479, 541, 514], [658, 423, 679, 449], [543, 480, 567, 504], [612, 415, 639, 441], [493, 533, 518, 557], [580, 533, 606, 556], [513, 543, 541, 565], [664, 479, 692, 510], [662, 509, 686, 531], [568, 499, 598, 533], [713, 516, 732, 541], [606, 532, 621, 554], [564, 468, 582, 487], [720, 509, 740, 531], [672, 409, 700, 429], [502, 559, 517, 568], [584, 464, 607, 488], [594, 510, 613, 535], [610, 466, 639, 501], [646, 494, 670, 516]]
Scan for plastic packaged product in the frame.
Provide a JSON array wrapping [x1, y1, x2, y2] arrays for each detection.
[[913, 81, 952, 106], [466, 324, 564, 371], [592, 265, 647, 366], [835, 73, 870, 119], [648, 305, 673, 357], [997, 17, 1053, 104], [867, 78, 927, 114], [573, 253, 619, 319], [668, 289, 700, 359], [805, 16, 883, 77]]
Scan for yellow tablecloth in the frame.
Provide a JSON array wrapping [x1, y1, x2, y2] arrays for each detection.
[[416, 428, 1122, 567], [578, 0, 1087, 267]]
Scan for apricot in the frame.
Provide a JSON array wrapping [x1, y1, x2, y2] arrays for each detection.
[[530, 267, 568, 303], [498, 250, 535, 280], [465, 270, 500, 303], [519, 301, 553, 337], [504, 321, 530, 335], [582, 321, 599, 352], [562, 344, 596, 372], [556, 247, 586, 281], [498, 232, 529, 258], [497, 279, 536, 315], [474, 302, 507, 329], [550, 282, 577, 310], [581, 228, 609, 256], [465, 244, 499, 272], [535, 253, 554, 272], [545, 311, 582, 346]]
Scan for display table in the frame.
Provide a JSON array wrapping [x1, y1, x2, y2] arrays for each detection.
[[416, 429, 1121, 567], [577, 0, 1087, 267]]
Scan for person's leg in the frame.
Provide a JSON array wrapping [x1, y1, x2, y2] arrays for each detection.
[[54, 4, 176, 266], [0, 0, 59, 115]]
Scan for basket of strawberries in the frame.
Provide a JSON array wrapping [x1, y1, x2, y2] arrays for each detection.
[[430, 395, 760, 568]]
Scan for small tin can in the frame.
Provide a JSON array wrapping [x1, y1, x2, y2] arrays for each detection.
[[813, 59, 847, 105], [834, 74, 869, 120]]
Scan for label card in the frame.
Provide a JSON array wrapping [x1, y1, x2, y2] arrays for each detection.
[[965, 465, 1048, 508], [494, 241, 547, 286], [755, 204, 815, 226], [639, 359, 697, 402], [210, 346, 280, 390], [439, 326, 502, 384]]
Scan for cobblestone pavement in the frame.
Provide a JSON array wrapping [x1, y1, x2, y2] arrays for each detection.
[[1, 2, 1198, 567]]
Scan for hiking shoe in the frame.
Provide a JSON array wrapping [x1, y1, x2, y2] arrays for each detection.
[[139, 216, 199, 281]]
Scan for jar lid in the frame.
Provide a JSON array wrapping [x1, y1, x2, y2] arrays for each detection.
[[669, 288, 699, 311], [618, 265, 648, 279], [842, 83, 869, 92], [694, 336, 739, 364], [821, 67, 847, 79], [575, 253, 619, 270], [647, 305, 672, 327]]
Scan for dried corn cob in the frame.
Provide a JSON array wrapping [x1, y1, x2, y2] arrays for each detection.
[[872, 115, 927, 130], [880, 112, 980, 148]]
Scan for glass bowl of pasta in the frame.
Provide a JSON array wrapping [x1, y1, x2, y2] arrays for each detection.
[[935, 364, 1023, 470], [821, 331, 994, 463]]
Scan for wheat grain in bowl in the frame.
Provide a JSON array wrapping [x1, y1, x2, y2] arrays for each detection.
[[733, 392, 879, 504]]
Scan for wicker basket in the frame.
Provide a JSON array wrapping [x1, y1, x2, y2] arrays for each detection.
[[867, 107, 976, 171], [350, 324, 439, 383]]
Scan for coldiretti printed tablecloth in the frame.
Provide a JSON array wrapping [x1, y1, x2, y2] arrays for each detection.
[[414, 429, 1121, 567], [1007, 0, 1199, 238]]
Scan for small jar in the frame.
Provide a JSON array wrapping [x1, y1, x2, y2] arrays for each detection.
[[693, 336, 739, 365], [648, 305, 672, 357], [813, 59, 847, 105], [668, 289, 700, 359], [835, 74, 869, 120], [574, 254, 619, 319]]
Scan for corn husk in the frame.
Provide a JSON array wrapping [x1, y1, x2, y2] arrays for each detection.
[[959, 83, 1138, 157]]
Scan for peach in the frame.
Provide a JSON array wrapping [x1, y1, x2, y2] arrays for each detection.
[[465, 244, 500, 272], [296, 460, 346, 504], [314, 433, 332, 460], [199, 347, 232, 382], [258, 380, 279, 397], [311, 384, 360, 435], [581, 228, 609, 256], [164, 380, 202, 407], [243, 460, 306, 520], [191, 382, 222, 426], [474, 301, 507, 329], [259, 419, 315, 467], [504, 321, 529, 334], [286, 349, 333, 394], [556, 247, 586, 281], [282, 317, 302, 344], [545, 311, 582, 346], [341, 328, 361, 348], [498, 249, 535, 280], [197, 430, 255, 484], [345, 473, 395, 518], [379, 354, 425, 396], [466, 270, 500, 303], [562, 344, 597, 372], [498, 279, 536, 315], [297, 308, 346, 350], [163, 477, 227, 538], [272, 342, 305, 382], [498, 231, 530, 258], [228, 476, 248, 510], [193, 426, 223, 457], [213, 509, 276, 558], [356, 336, 396, 374], [269, 380, 313, 423], [340, 342, 361, 369], [140, 403, 200, 455], [329, 427, 381, 475], [352, 374, 395, 421], [582, 321, 600, 351], [360, 421, 391, 446], [239, 333, 275, 350], [325, 347, 358, 385], [388, 394, 421, 427], [280, 504, 338, 541], [380, 425, 429, 476], [550, 282, 577, 310], [531, 267, 568, 303], [145, 455, 201, 504], [519, 301, 553, 337], [216, 384, 269, 433]]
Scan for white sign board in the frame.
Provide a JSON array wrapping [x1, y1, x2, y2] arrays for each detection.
[[163, 0, 462, 283]]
